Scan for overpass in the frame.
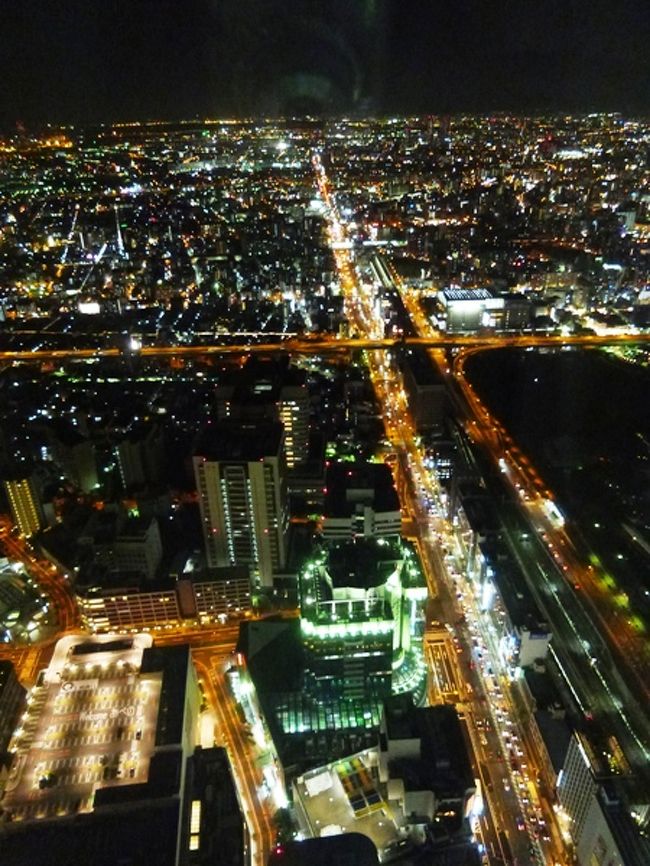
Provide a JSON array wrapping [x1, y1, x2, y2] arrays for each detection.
[[2, 331, 649, 365]]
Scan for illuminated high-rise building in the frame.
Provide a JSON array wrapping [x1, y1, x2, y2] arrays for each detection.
[[215, 357, 310, 468], [299, 538, 427, 702], [3, 473, 44, 538], [193, 420, 288, 587], [277, 383, 310, 468]]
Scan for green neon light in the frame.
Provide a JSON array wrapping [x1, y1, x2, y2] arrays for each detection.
[[301, 618, 393, 638]]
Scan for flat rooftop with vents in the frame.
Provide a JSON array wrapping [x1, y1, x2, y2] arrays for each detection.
[[1, 633, 193, 824]]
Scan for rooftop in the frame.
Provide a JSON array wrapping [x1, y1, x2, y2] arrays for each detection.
[[327, 539, 402, 591], [294, 750, 399, 857], [194, 419, 284, 462], [0, 634, 192, 824], [268, 832, 379, 866], [383, 695, 475, 799], [324, 462, 399, 518], [441, 288, 494, 302], [218, 355, 307, 405]]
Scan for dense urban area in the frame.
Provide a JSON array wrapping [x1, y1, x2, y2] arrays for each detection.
[[0, 115, 649, 866]]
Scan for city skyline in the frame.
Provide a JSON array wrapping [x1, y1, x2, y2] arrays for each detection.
[[0, 113, 649, 866]]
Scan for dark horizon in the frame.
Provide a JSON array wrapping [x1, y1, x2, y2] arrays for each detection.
[[2, 0, 649, 129]]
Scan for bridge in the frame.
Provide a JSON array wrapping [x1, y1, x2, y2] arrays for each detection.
[[2, 331, 649, 365]]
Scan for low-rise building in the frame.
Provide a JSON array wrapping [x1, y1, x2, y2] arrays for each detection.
[[436, 288, 501, 333], [398, 347, 447, 433], [519, 663, 572, 794], [77, 564, 251, 633], [79, 511, 163, 582], [321, 462, 401, 541], [378, 694, 476, 835], [0, 634, 247, 866]]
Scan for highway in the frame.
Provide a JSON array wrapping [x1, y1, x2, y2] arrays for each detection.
[[314, 155, 561, 866], [0, 330, 649, 367], [448, 350, 650, 778], [375, 252, 650, 750], [372, 248, 650, 825]]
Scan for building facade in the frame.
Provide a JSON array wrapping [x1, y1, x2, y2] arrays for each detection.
[[0, 660, 26, 758], [193, 421, 288, 587], [77, 573, 252, 633], [557, 732, 650, 866], [299, 539, 424, 702], [321, 462, 401, 542], [3, 475, 43, 538]]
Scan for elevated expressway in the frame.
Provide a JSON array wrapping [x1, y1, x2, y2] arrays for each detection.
[[0, 331, 648, 367]]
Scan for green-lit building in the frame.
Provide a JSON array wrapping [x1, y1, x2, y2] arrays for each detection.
[[238, 537, 428, 776], [300, 538, 427, 704]]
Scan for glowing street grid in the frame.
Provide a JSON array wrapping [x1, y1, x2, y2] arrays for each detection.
[[2, 634, 159, 822], [294, 749, 400, 855]]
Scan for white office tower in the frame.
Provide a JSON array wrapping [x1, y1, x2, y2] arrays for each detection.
[[193, 421, 288, 587], [557, 732, 650, 866]]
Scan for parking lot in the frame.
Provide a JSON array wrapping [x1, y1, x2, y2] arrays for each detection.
[[3, 647, 161, 822]]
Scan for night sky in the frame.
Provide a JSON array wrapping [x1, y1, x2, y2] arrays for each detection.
[[1, 0, 649, 127]]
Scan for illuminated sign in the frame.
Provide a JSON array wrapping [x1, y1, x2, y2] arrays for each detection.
[[79, 705, 137, 724]]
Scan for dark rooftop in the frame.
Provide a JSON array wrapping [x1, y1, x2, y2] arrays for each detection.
[[534, 710, 572, 774], [218, 355, 307, 406], [71, 638, 134, 656], [119, 516, 156, 539], [140, 644, 191, 748], [384, 695, 475, 800], [49, 421, 88, 449], [237, 618, 303, 694], [93, 750, 183, 806], [328, 538, 401, 590], [383, 691, 418, 740], [481, 540, 549, 632], [0, 799, 181, 866], [324, 462, 399, 518], [268, 833, 379, 866], [194, 420, 284, 462]]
